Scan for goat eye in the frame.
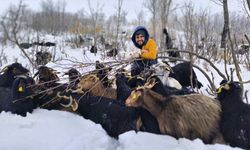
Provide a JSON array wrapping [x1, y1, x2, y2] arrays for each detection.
[[12, 68, 17, 73]]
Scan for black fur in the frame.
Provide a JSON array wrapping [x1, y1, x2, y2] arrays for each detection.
[[217, 81, 250, 149], [90, 45, 97, 53], [0, 76, 36, 117], [169, 62, 203, 89], [69, 94, 140, 138], [147, 76, 194, 97], [65, 68, 81, 89], [107, 48, 118, 57], [95, 61, 111, 87], [0, 63, 29, 88]]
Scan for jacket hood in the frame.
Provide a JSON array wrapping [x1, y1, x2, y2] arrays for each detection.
[[131, 26, 149, 49]]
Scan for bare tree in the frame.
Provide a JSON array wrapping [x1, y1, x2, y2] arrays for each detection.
[[1, 0, 35, 67], [242, 0, 250, 18], [159, 0, 172, 49], [135, 9, 146, 26], [221, 0, 229, 48], [114, 0, 123, 51], [87, 0, 104, 54], [246, 0, 250, 11], [144, 0, 158, 39]]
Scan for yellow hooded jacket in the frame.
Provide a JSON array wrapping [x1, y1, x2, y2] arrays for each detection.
[[140, 38, 158, 60]]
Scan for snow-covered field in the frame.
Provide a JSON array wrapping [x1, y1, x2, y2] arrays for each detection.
[[0, 37, 248, 150]]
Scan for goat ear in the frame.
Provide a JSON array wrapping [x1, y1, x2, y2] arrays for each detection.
[[89, 75, 98, 82]]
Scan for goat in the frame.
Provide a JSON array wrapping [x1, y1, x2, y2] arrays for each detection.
[[77, 74, 117, 99], [126, 86, 224, 144], [33, 66, 59, 88], [147, 75, 195, 97], [150, 61, 182, 89], [216, 81, 250, 149], [19, 43, 33, 49], [58, 93, 140, 138], [32, 66, 76, 110], [64, 68, 81, 89], [90, 45, 97, 53], [33, 42, 56, 47], [0, 62, 29, 88], [107, 48, 118, 57], [0, 75, 36, 116], [95, 61, 112, 87], [168, 62, 203, 89], [35, 51, 52, 66], [116, 73, 161, 134]]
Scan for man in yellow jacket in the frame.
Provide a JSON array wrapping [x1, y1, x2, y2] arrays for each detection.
[[130, 26, 158, 76]]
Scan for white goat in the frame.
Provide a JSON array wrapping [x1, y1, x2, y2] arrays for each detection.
[[150, 62, 182, 89]]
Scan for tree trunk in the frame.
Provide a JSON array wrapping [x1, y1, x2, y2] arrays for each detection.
[[246, 0, 250, 11], [220, 0, 229, 48]]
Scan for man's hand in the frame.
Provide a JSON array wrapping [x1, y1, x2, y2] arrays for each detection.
[[141, 49, 148, 53], [128, 51, 141, 61]]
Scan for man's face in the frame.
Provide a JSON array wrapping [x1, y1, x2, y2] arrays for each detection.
[[135, 34, 145, 46]]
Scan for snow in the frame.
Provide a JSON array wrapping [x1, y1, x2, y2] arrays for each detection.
[[0, 109, 242, 150], [0, 35, 248, 150]]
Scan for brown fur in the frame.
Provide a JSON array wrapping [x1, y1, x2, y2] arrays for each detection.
[[126, 89, 224, 144], [77, 74, 117, 99]]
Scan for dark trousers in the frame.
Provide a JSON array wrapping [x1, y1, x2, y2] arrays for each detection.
[[131, 59, 157, 76]]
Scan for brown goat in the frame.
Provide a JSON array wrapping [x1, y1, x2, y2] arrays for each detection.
[[126, 88, 224, 144], [77, 74, 117, 99]]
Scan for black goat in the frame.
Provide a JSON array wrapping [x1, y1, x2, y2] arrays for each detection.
[[33, 42, 56, 47], [216, 81, 250, 149], [0, 76, 36, 117], [62, 93, 140, 138], [168, 62, 203, 89], [19, 43, 33, 49], [90, 45, 97, 53], [147, 75, 195, 97], [0, 63, 29, 88], [64, 68, 81, 88], [107, 48, 118, 57], [95, 61, 112, 87]]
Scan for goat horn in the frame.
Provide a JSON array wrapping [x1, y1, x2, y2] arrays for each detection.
[[60, 96, 73, 108], [144, 82, 157, 89], [144, 78, 157, 89], [70, 96, 78, 111], [0, 65, 9, 73], [57, 92, 70, 99], [135, 86, 145, 90], [71, 88, 85, 94]]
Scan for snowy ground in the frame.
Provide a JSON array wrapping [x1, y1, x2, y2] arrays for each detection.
[[0, 37, 248, 150]]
